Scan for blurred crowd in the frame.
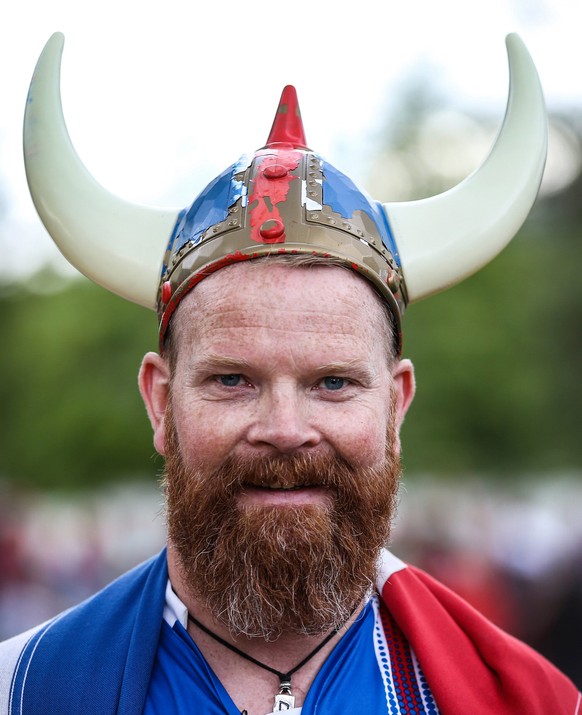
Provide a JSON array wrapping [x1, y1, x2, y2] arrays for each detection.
[[0, 482, 165, 638], [0, 475, 580, 687]]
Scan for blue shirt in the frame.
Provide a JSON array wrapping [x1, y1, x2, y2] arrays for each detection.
[[144, 593, 438, 715]]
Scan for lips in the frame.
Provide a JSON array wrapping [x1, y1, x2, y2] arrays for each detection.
[[238, 483, 331, 508], [246, 481, 315, 491]]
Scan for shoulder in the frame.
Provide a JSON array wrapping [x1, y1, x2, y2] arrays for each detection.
[[0, 623, 51, 715], [0, 550, 168, 715], [377, 549, 581, 715], [376, 548, 407, 590], [7, 550, 165, 644]]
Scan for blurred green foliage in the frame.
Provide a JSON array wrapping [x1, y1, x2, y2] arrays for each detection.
[[401, 215, 582, 476], [0, 278, 160, 489]]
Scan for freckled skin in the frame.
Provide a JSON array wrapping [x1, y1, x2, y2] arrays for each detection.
[[140, 262, 415, 507]]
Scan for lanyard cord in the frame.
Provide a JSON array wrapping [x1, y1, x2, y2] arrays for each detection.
[[187, 608, 354, 685]]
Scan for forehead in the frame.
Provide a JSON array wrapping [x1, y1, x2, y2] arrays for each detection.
[[169, 261, 389, 358]]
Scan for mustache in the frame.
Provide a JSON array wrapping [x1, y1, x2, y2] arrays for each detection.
[[198, 451, 359, 494]]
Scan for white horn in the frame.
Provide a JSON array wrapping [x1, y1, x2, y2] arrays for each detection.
[[23, 33, 181, 310], [384, 34, 547, 303]]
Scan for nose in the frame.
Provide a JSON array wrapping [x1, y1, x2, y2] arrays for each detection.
[[245, 386, 322, 454]]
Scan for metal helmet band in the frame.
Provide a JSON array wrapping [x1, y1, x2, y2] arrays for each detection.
[[23, 33, 547, 354]]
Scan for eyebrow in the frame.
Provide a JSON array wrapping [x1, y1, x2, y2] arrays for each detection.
[[187, 355, 378, 384], [313, 361, 378, 383], [187, 354, 253, 376]]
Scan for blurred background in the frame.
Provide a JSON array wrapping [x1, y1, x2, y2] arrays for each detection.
[[1, 0, 581, 688]]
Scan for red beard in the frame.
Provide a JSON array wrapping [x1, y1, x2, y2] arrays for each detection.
[[163, 401, 401, 639]]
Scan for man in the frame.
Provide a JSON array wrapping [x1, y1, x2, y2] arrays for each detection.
[[1, 32, 579, 715]]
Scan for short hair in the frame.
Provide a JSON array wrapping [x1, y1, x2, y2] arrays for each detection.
[[162, 254, 398, 371]]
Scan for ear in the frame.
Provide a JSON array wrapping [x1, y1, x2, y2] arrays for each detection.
[[390, 358, 416, 446], [138, 351, 171, 456]]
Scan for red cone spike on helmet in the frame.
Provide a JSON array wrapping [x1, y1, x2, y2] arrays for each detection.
[[265, 85, 308, 149]]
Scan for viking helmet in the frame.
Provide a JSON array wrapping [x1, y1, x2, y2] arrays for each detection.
[[23, 33, 547, 352]]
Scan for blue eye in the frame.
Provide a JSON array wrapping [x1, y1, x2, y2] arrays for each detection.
[[218, 374, 242, 387], [322, 376, 346, 390]]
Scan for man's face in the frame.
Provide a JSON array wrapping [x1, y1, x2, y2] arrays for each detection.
[[140, 262, 415, 637]]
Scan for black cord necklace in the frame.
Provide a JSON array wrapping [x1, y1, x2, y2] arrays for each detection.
[[187, 609, 355, 713]]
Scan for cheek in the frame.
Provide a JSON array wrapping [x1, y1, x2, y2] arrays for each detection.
[[328, 407, 390, 468], [171, 400, 247, 468], [344, 430, 387, 468]]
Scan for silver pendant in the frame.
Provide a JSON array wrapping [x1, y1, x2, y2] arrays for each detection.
[[272, 680, 295, 712]]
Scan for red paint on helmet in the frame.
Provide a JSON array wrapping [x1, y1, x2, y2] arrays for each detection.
[[259, 219, 285, 241], [161, 280, 172, 304], [249, 151, 300, 244], [263, 164, 288, 179]]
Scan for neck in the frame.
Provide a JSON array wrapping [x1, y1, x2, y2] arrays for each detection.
[[167, 545, 366, 713]]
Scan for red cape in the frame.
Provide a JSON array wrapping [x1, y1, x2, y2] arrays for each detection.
[[378, 553, 580, 714]]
